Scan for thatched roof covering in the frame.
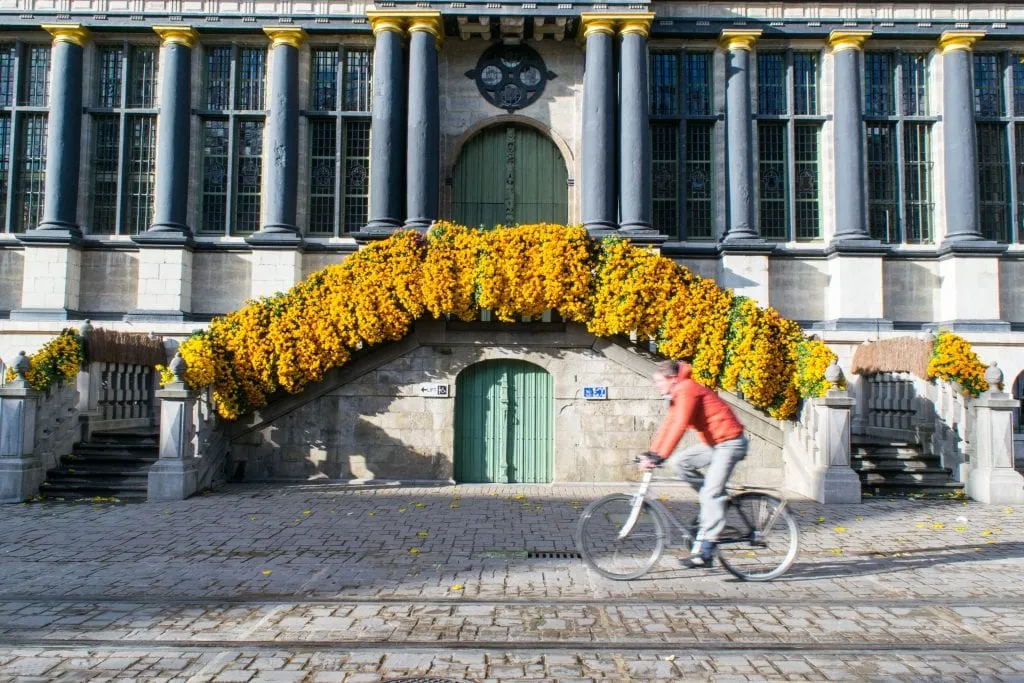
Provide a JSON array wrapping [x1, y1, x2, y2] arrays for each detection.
[[850, 336, 933, 380], [84, 327, 167, 367]]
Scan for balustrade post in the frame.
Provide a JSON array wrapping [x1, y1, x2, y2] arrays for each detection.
[[148, 353, 199, 502], [966, 364, 1024, 504], [810, 364, 862, 503], [0, 353, 44, 502]]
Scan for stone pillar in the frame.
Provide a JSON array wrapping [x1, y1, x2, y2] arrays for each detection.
[[21, 25, 88, 241], [362, 13, 406, 235], [940, 31, 987, 246], [812, 365, 862, 504], [966, 364, 1024, 504], [142, 26, 198, 241], [581, 15, 617, 235], [618, 14, 656, 239], [720, 30, 761, 242], [148, 353, 199, 502], [829, 31, 873, 244], [248, 27, 306, 246], [13, 25, 88, 320], [0, 353, 43, 503], [405, 12, 442, 232]]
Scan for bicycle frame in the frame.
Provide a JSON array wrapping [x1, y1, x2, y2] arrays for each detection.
[[619, 470, 790, 548]]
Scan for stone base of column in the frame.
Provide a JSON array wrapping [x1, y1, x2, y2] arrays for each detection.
[[937, 249, 1006, 329], [246, 227, 303, 247], [618, 226, 667, 246], [585, 221, 618, 239], [134, 225, 194, 246], [824, 249, 891, 331], [718, 248, 771, 307], [250, 249, 303, 300], [147, 458, 199, 502], [130, 246, 193, 320], [16, 222, 83, 244], [0, 457, 44, 503], [403, 218, 433, 233], [11, 243, 83, 320], [965, 468, 1024, 505]]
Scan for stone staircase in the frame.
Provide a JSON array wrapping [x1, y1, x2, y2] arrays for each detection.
[[39, 428, 159, 503], [851, 437, 963, 494]]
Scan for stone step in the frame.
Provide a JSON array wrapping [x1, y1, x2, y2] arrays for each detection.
[[49, 464, 153, 477], [852, 446, 923, 458], [860, 471, 959, 486], [65, 448, 159, 465], [852, 460, 948, 473], [88, 429, 159, 446], [36, 486, 147, 503]]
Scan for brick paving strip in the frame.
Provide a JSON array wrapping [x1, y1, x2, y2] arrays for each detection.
[[1, 483, 1023, 680]]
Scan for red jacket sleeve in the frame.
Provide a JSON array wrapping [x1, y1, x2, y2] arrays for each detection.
[[650, 382, 697, 458]]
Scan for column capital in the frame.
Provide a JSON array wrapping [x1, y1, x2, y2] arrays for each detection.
[[579, 14, 618, 43], [719, 29, 762, 52], [367, 12, 407, 36], [263, 26, 307, 49], [828, 30, 872, 53], [41, 24, 90, 47], [153, 26, 199, 48], [617, 13, 655, 39], [938, 31, 985, 54], [406, 11, 444, 48]]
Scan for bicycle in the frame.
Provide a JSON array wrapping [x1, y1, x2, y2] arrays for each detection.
[[576, 462, 800, 581]]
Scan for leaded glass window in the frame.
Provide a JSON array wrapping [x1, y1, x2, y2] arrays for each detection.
[[864, 51, 935, 243], [199, 44, 269, 235], [305, 45, 372, 235], [87, 43, 159, 235], [648, 50, 716, 239], [0, 43, 50, 233], [973, 53, 1024, 243], [754, 50, 823, 240]]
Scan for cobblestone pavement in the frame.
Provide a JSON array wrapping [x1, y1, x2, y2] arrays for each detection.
[[1, 482, 1023, 681]]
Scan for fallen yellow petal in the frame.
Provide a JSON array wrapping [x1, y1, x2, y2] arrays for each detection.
[[368, 511, 377, 516], [417, 531, 429, 537], [450, 584, 464, 591], [833, 527, 847, 533], [816, 517, 825, 523], [261, 570, 272, 576], [450, 504, 460, 509], [854, 517, 864, 522], [398, 508, 407, 513], [302, 510, 312, 515], [831, 548, 842, 554], [409, 548, 421, 554], [916, 523, 927, 528], [981, 530, 993, 536], [514, 494, 526, 500], [955, 526, 967, 532], [932, 523, 945, 529], [413, 503, 426, 508]]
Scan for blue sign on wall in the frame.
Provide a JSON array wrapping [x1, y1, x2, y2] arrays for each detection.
[[583, 386, 608, 400]]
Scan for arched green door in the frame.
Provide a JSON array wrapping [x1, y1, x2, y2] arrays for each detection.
[[451, 125, 568, 228], [454, 360, 554, 483]]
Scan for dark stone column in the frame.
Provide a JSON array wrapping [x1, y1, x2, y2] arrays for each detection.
[[248, 27, 305, 246], [20, 25, 89, 243], [940, 31, 987, 245], [581, 16, 617, 235], [720, 30, 760, 242], [362, 14, 406, 235], [829, 31, 873, 244], [405, 13, 442, 232], [618, 15, 656, 238], [137, 26, 198, 245]]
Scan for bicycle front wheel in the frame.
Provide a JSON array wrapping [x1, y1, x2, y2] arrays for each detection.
[[717, 492, 799, 581], [577, 493, 666, 580]]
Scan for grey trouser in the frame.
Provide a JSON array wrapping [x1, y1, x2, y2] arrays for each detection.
[[666, 435, 748, 543]]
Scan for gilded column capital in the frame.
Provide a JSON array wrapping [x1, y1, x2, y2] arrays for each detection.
[[828, 30, 872, 53], [718, 29, 762, 52], [153, 26, 199, 48], [617, 13, 655, 39], [938, 31, 985, 54], [579, 14, 617, 44], [406, 11, 444, 48], [367, 12, 406, 36], [263, 26, 307, 49], [41, 24, 90, 47]]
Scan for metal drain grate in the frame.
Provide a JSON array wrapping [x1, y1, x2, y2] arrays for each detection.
[[526, 550, 582, 559]]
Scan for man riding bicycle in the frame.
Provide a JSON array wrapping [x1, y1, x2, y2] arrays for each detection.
[[640, 359, 748, 568]]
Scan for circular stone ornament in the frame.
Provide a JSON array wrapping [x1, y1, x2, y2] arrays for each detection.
[[466, 42, 556, 112]]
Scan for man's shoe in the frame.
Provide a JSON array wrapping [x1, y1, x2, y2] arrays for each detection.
[[680, 540, 717, 569]]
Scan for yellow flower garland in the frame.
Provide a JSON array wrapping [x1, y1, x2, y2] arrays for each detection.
[[3, 329, 84, 392], [928, 330, 989, 397], [172, 224, 839, 421]]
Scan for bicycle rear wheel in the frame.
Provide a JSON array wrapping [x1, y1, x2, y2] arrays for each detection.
[[576, 494, 666, 580], [717, 492, 799, 581]]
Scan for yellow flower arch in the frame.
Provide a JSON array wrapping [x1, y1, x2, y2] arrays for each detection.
[[174, 223, 839, 420]]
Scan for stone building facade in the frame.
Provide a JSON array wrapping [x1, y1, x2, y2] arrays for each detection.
[[1, 0, 1023, 481]]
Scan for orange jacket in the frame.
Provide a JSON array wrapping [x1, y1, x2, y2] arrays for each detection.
[[650, 364, 745, 457]]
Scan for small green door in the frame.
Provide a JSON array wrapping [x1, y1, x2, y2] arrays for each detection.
[[454, 360, 554, 483], [451, 125, 568, 228]]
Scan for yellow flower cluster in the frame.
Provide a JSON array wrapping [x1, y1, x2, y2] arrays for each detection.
[[928, 330, 989, 397], [3, 329, 84, 392], [172, 224, 837, 421]]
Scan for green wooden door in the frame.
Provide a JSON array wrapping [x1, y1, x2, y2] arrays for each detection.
[[454, 360, 554, 483], [451, 125, 568, 228]]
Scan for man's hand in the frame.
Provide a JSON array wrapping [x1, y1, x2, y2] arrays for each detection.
[[639, 451, 665, 470]]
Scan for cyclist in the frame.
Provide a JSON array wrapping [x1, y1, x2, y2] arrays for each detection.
[[640, 359, 748, 568]]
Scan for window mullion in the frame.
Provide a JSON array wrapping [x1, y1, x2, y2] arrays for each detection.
[[113, 111, 128, 236], [785, 52, 796, 240], [678, 54, 686, 240], [226, 46, 238, 236], [4, 43, 22, 233], [1004, 53, 1019, 242], [335, 114, 344, 237], [894, 53, 907, 241]]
